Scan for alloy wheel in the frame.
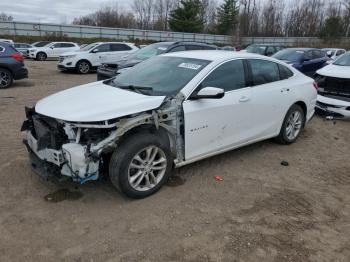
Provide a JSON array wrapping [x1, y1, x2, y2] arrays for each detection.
[[286, 111, 302, 140], [128, 146, 167, 192], [0, 71, 11, 88], [78, 62, 90, 74]]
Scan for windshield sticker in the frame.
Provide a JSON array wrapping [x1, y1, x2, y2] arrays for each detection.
[[157, 47, 167, 51], [178, 63, 202, 70]]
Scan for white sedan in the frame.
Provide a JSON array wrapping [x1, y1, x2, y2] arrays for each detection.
[[22, 51, 317, 198]]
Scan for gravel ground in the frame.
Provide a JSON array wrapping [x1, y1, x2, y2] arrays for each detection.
[[0, 60, 349, 262]]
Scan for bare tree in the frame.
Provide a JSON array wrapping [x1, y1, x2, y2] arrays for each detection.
[[153, 0, 176, 30], [132, 0, 155, 29]]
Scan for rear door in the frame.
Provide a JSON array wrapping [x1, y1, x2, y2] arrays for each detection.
[[107, 43, 135, 62], [183, 59, 254, 160], [246, 59, 292, 137]]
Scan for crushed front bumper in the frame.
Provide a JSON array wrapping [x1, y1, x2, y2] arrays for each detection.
[[21, 109, 100, 183]]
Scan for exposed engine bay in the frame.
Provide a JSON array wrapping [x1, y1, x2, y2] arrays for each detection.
[[21, 97, 184, 183]]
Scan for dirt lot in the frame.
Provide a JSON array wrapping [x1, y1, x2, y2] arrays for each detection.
[[0, 60, 349, 262]]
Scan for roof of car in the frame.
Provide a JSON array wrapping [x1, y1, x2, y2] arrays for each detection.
[[162, 50, 272, 61]]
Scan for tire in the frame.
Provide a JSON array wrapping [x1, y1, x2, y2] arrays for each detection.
[[76, 60, 91, 74], [36, 52, 47, 61], [0, 68, 13, 89], [109, 132, 172, 199], [275, 104, 305, 144]]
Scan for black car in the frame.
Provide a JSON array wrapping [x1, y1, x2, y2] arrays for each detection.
[[97, 41, 218, 81], [0, 42, 28, 89]]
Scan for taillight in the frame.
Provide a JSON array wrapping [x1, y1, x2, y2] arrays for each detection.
[[11, 53, 24, 62], [313, 82, 318, 90]]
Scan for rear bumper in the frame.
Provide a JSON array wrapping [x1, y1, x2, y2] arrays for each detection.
[[13, 67, 28, 80]]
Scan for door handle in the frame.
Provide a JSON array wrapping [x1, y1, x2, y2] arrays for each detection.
[[239, 96, 250, 102]]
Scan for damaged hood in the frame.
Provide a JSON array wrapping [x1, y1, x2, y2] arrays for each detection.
[[35, 82, 166, 122], [316, 64, 350, 79]]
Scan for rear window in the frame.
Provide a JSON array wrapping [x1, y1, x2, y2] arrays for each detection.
[[249, 59, 280, 85], [278, 64, 294, 80]]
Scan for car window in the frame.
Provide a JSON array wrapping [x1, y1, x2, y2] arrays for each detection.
[[110, 44, 132, 51], [266, 46, 276, 56], [168, 45, 186, 52], [61, 43, 75, 48], [186, 45, 204, 51], [278, 64, 294, 80], [94, 44, 110, 53], [312, 50, 324, 59], [336, 50, 345, 56], [52, 43, 62, 48], [304, 51, 314, 60], [249, 59, 280, 85], [200, 60, 247, 92]]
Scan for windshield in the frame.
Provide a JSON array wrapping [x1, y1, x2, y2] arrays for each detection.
[[81, 43, 99, 51], [333, 52, 350, 66], [273, 49, 305, 62], [110, 56, 210, 96], [128, 43, 171, 61], [33, 41, 51, 47], [246, 45, 266, 55]]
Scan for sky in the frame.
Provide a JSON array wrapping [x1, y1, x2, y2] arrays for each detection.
[[1, 0, 132, 24]]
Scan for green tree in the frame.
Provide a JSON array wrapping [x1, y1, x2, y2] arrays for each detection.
[[320, 16, 344, 38], [168, 0, 204, 33], [216, 0, 239, 35]]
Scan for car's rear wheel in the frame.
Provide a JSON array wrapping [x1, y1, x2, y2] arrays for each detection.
[[109, 132, 172, 199], [36, 52, 47, 61], [0, 68, 13, 89], [275, 104, 305, 144], [76, 60, 91, 74]]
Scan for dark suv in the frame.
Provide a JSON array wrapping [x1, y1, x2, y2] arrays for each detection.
[[0, 42, 28, 89], [97, 41, 218, 80]]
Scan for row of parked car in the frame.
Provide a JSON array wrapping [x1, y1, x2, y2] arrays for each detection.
[[1, 39, 349, 118]]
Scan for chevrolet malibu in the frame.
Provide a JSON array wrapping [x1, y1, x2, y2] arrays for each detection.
[[22, 51, 317, 198]]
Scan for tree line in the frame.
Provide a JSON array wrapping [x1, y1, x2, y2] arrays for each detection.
[[2, 1, 350, 38]]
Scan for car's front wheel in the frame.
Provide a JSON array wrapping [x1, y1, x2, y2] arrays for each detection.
[[276, 104, 305, 144], [36, 52, 47, 61], [109, 132, 172, 199], [76, 60, 91, 74], [0, 68, 13, 89]]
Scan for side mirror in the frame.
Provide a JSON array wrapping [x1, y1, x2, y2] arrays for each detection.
[[91, 49, 99, 53], [190, 87, 225, 100], [303, 58, 310, 63], [326, 51, 332, 58], [50, 46, 54, 49]]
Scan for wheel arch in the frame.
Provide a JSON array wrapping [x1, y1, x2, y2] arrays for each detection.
[[117, 124, 172, 150], [294, 101, 307, 119], [76, 59, 92, 67]]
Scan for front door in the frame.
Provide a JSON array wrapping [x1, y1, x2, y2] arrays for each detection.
[[183, 59, 254, 161]]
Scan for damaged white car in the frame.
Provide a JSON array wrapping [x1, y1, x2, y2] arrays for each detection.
[[22, 51, 317, 198], [315, 51, 350, 119]]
